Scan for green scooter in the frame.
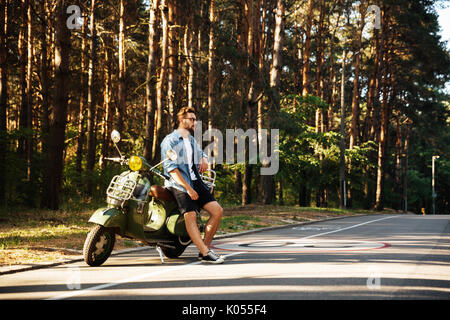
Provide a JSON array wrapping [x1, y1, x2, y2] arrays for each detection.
[[82, 130, 215, 267]]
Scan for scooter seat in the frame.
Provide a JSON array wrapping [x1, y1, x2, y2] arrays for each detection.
[[149, 185, 175, 202]]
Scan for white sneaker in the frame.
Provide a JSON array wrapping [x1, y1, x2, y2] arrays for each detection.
[[201, 250, 225, 264]]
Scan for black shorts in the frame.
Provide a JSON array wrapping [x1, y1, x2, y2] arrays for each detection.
[[167, 179, 216, 214]]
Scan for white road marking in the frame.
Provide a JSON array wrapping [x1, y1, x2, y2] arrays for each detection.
[[215, 238, 387, 252], [300, 215, 399, 239], [46, 215, 398, 300]]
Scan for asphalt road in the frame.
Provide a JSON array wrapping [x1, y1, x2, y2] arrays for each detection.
[[1, 214, 449, 301]]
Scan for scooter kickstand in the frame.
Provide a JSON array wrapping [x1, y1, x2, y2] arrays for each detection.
[[155, 246, 164, 264]]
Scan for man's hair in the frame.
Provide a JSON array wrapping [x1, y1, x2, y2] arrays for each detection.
[[177, 106, 196, 123]]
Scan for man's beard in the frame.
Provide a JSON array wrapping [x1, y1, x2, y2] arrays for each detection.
[[185, 126, 195, 135]]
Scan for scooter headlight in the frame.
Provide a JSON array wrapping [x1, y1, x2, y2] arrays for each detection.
[[129, 156, 143, 171]]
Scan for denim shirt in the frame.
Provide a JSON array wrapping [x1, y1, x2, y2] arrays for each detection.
[[160, 129, 207, 192]]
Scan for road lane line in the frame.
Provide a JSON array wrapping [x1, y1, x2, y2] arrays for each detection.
[[300, 215, 399, 240], [47, 215, 398, 300]]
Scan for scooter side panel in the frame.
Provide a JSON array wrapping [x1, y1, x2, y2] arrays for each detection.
[[88, 207, 126, 234], [125, 200, 147, 242], [145, 199, 167, 231], [166, 213, 189, 237]]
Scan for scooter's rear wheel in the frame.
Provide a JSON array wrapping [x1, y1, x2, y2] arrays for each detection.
[[83, 225, 116, 266], [161, 236, 191, 259]]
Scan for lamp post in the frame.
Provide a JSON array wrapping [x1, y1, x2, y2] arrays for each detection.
[[432, 155, 439, 215]]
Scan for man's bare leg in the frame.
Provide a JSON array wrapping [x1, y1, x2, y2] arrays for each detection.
[[184, 210, 209, 255], [202, 201, 223, 249]]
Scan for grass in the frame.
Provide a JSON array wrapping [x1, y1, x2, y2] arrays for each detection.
[[0, 208, 91, 248], [217, 215, 267, 233], [0, 206, 142, 265]]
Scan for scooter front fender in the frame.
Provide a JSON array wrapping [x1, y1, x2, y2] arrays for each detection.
[[88, 207, 126, 234]]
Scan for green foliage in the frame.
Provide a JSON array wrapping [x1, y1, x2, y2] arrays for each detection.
[[213, 164, 243, 206], [1, 0, 449, 215], [275, 94, 378, 207]]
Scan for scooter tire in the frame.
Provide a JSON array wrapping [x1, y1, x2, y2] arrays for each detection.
[[83, 225, 116, 267], [161, 236, 191, 259]]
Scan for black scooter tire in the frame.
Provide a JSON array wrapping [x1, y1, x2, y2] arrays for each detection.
[[161, 236, 191, 259], [83, 225, 116, 266]]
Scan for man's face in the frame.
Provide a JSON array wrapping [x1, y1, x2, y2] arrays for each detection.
[[180, 112, 197, 133]]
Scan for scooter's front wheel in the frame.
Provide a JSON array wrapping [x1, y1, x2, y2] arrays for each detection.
[[83, 225, 116, 266]]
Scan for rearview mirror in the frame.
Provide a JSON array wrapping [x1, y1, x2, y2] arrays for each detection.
[[111, 130, 121, 144], [166, 149, 177, 161]]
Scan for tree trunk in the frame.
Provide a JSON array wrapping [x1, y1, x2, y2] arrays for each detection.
[[143, 0, 160, 162], [375, 26, 390, 211], [100, 35, 113, 170], [315, 0, 325, 207], [152, 0, 169, 162], [167, 0, 178, 132], [234, 169, 242, 197], [40, 0, 70, 210], [347, 1, 366, 208], [208, 0, 216, 168], [241, 0, 258, 205], [25, 1, 32, 183], [18, 0, 29, 172], [40, 0, 50, 157], [195, 1, 205, 107], [363, 28, 380, 143], [76, 14, 87, 176], [393, 113, 402, 210], [402, 121, 411, 213], [375, 10, 391, 211], [260, 0, 284, 204], [301, 0, 314, 96], [339, 50, 347, 208], [116, 0, 126, 134], [242, 159, 253, 205], [363, 27, 380, 208], [86, 0, 97, 196], [349, 1, 365, 150], [256, 0, 266, 202], [298, 0, 314, 205], [184, 15, 195, 109], [375, 84, 389, 211], [0, 0, 8, 205], [327, 3, 344, 132]]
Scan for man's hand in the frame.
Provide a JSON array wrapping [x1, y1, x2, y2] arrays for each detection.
[[198, 157, 208, 173], [169, 169, 198, 200], [187, 187, 199, 200]]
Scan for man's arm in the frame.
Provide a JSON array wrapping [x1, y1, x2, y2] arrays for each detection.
[[169, 168, 199, 200], [191, 136, 209, 173], [198, 156, 208, 173]]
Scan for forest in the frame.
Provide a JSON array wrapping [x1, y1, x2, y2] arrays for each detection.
[[0, 0, 449, 214]]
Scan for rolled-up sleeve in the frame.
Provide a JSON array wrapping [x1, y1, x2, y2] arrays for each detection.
[[161, 137, 178, 173]]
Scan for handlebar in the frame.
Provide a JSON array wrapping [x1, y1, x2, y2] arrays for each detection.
[[105, 155, 215, 186], [104, 156, 128, 166], [104, 155, 171, 181]]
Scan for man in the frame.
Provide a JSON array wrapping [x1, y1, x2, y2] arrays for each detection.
[[160, 107, 224, 264]]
